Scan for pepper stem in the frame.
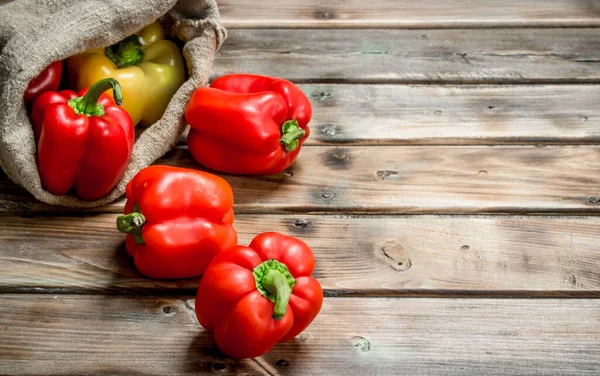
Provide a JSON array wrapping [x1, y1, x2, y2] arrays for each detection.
[[68, 78, 123, 117], [280, 119, 306, 152], [116, 204, 145, 244], [105, 35, 146, 68], [253, 259, 296, 320]]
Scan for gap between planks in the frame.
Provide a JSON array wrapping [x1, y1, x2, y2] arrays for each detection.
[[236, 79, 600, 85], [222, 23, 600, 30]]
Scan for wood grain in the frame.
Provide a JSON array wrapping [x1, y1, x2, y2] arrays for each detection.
[[3, 1, 600, 28], [215, 29, 600, 84], [2, 145, 600, 215], [302, 84, 600, 145], [1, 214, 599, 296], [49, 84, 600, 146], [1, 0, 598, 374], [218, 0, 600, 28], [153, 145, 600, 214], [1, 295, 599, 375]]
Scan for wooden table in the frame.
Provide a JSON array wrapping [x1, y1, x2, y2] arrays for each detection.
[[2, 1, 600, 374]]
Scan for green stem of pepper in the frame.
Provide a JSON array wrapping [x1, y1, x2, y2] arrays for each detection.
[[253, 259, 296, 320], [105, 35, 146, 68], [116, 204, 145, 244], [280, 119, 306, 152], [68, 78, 123, 117]]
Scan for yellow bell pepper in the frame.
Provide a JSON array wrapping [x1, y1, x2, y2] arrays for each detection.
[[67, 22, 185, 126]]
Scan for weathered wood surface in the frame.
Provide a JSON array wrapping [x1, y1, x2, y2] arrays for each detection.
[[148, 145, 600, 214], [2, 0, 599, 28], [9, 84, 600, 148], [178, 84, 600, 146], [218, 0, 600, 28], [2, 0, 600, 374], [1, 295, 599, 375], [3, 145, 599, 214], [302, 84, 600, 145], [215, 29, 600, 84], [1, 214, 599, 296]]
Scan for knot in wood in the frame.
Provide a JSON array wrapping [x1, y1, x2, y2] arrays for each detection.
[[312, 91, 332, 100], [320, 124, 337, 136], [351, 336, 371, 353], [276, 359, 289, 367], [315, 10, 335, 19], [294, 219, 310, 228], [376, 170, 398, 180], [376, 244, 411, 271], [212, 362, 227, 372]]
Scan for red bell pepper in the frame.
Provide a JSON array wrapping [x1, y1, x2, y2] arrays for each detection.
[[195, 232, 323, 359], [24, 61, 63, 104], [33, 78, 134, 200], [31, 90, 78, 142], [185, 74, 312, 175], [116, 165, 238, 279]]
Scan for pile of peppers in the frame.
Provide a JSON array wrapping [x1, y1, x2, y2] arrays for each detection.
[[28, 21, 185, 199], [116, 166, 322, 359], [26, 18, 319, 360]]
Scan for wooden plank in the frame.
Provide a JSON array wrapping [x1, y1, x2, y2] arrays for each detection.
[[24, 84, 600, 147], [1, 145, 600, 215], [158, 145, 600, 214], [218, 0, 600, 28], [215, 29, 600, 84], [1, 295, 599, 375], [303, 84, 600, 145], [1, 214, 599, 296], [3, 0, 599, 28]]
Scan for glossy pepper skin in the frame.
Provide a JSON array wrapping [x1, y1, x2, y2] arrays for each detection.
[[196, 232, 323, 359], [116, 166, 238, 279], [33, 78, 134, 200], [31, 89, 78, 142], [185, 74, 312, 175], [67, 22, 185, 126], [24, 61, 63, 104]]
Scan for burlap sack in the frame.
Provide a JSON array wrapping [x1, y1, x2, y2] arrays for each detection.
[[0, 0, 226, 207]]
